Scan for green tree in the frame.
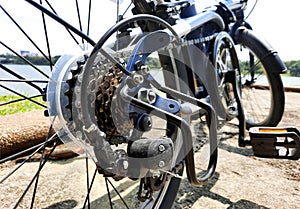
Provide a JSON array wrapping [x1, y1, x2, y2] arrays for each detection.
[[285, 60, 300, 77], [0, 54, 60, 65]]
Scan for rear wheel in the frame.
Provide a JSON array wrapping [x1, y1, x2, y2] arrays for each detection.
[[0, 1, 183, 208], [0, 1, 219, 208]]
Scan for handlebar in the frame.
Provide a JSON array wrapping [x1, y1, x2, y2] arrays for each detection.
[[152, 0, 248, 17], [220, 0, 247, 11]]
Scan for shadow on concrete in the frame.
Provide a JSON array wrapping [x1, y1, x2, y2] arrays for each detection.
[[174, 171, 269, 209], [44, 199, 78, 209]]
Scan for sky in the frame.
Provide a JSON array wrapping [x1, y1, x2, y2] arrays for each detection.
[[243, 0, 300, 61], [0, 0, 299, 61]]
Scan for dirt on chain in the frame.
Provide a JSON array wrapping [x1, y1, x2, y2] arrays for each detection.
[[0, 91, 299, 209]]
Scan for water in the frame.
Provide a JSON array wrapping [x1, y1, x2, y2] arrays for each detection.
[[245, 74, 300, 86], [1, 65, 300, 96], [0, 64, 51, 96], [281, 76, 300, 86]]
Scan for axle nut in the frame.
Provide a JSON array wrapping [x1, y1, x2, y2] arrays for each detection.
[[158, 144, 166, 152]]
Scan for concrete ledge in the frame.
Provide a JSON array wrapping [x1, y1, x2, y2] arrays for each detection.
[[0, 110, 50, 158], [253, 84, 300, 93]]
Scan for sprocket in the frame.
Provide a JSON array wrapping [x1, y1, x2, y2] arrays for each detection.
[[65, 57, 133, 145], [94, 65, 134, 144]]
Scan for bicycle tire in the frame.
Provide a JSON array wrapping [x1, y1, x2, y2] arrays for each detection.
[[91, 20, 184, 208], [234, 27, 285, 129], [0, 2, 185, 207]]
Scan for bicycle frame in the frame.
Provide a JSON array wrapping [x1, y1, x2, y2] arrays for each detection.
[[22, 0, 244, 47], [17, 0, 246, 186], [0, 1, 294, 208], [17, 0, 287, 185], [118, 0, 247, 185]]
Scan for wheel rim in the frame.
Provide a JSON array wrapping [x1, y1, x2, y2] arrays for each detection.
[[237, 47, 274, 127], [214, 34, 240, 121], [0, 1, 223, 208], [0, 1, 185, 208]]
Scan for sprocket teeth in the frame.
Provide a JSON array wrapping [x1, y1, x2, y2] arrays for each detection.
[[71, 68, 81, 76], [65, 103, 72, 109], [64, 89, 72, 97], [66, 77, 76, 87], [64, 58, 86, 121]]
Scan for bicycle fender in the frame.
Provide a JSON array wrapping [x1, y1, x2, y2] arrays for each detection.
[[126, 30, 172, 71], [234, 27, 287, 74]]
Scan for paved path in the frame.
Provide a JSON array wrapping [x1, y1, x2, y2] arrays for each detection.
[[0, 91, 299, 208]]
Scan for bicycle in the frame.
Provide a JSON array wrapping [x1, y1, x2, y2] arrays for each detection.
[[0, 0, 288, 208]]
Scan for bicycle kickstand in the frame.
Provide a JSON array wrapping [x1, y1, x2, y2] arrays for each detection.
[[224, 70, 247, 147]]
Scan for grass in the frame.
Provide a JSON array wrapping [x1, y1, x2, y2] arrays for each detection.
[[0, 95, 45, 116], [281, 72, 291, 76]]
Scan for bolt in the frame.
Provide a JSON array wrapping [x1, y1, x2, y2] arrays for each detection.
[[158, 144, 165, 152], [141, 65, 150, 74], [159, 160, 165, 168], [147, 90, 156, 104], [141, 115, 152, 131], [133, 74, 144, 84], [138, 88, 156, 104], [123, 160, 129, 170], [229, 106, 236, 111], [145, 117, 152, 128]]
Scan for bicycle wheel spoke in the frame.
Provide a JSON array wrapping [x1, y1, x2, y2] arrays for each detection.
[[105, 178, 114, 209], [39, 0, 54, 70], [1, 2, 187, 208], [83, 166, 98, 209], [75, 0, 84, 45], [116, 0, 120, 23], [0, 134, 58, 183], [121, 1, 133, 17], [0, 84, 46, 108], [0, 79, 48, 83], [13, 138, 59, 209], [0, 41, 49, 78], [0, 4, 51, 63], [85, 156, 90, 208], [86, 0, 92, 36], [30, 146, 46, 209], [106, 177, 130, 209], [30, 128, 59, 209], [43, 0, 80, 46], [0, 94, 43, 106], [24, 0, 96, 46], [0, 64, 44, 94]]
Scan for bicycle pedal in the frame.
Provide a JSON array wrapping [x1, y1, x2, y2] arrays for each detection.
[[249, 127, 300, 160]]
